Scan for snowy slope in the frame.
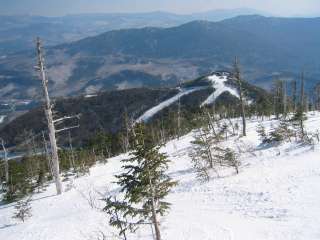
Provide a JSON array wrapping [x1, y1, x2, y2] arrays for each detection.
[[1, 113, 320, 240], [201, 74, 239, 106], [136, 73, 243, 122], [136, 87, 205, 123]]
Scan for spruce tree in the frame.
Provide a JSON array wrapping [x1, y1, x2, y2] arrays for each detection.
[[291, 72, 307, 141], [13, 196, 32, 222], [256, 123, 268, 144], [223, 148, 240, 174], [103, 196, 136, 240], [113, 124, 177, 240]]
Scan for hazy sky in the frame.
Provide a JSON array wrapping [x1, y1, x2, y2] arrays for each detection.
[[0, 0, 319, 16]]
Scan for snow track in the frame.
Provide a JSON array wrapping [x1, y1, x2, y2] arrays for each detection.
[[1, 113, 320, 240], [136, 86, 206, 123]]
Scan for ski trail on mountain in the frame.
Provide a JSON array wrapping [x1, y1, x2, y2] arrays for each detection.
[[136, 86, 206, 123], [201, 74, 239, 106]]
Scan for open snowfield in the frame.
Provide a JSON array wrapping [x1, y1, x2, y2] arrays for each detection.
[[1, 112, 320, 240]]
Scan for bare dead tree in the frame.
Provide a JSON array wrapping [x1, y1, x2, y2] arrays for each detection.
[[298, 72, 306, 137], [283, 80, 287, 118], [291, 80, 297, 112], [68, 131, 76, 170], [177, 80, 182, 139], [0, 138, 9, 183], [41, 131, 53, 177], [36, 38, 81, 194], [36, 37, 63, 195], [233, 57, 247, 136]]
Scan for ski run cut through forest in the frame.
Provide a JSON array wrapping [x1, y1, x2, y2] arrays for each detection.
[[1, 112, 320, 240]]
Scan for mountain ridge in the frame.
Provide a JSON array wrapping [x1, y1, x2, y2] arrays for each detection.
[[1, 15, 320, 100]]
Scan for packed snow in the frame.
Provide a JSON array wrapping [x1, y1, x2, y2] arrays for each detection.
[[201, 74, 239, 106], [1, 112, 320, 240], [136, 87, 205, 123], [0, 115, 5, 124]]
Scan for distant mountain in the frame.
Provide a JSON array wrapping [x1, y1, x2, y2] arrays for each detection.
[[1, 15, 320, 100], [0, 9, 268, 55]]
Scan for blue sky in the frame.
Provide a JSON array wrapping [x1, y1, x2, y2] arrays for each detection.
[[0, 0, 319, 16]]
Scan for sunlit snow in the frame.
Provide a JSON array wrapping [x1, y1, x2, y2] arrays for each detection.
[[201, 74, 239, 107], [1, 112, 320, 240], [136, 86, 206, 123]]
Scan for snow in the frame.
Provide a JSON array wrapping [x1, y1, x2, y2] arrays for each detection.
[[136, 87, 205, 122], [84, 94, 98, 98], [1, 112, 320, 240], [201, 74, 240, 106], [0, 115, 5, 124]]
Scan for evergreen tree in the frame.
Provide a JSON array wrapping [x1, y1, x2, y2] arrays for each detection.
[[112, 124, 177, 240], [291, 72, 307, 141], [13, 196, 32, 222], [103, 196, 137, 240], [256, 123, 268, 143], [190, 123, 218, 181], [223, 148, 240, 174]]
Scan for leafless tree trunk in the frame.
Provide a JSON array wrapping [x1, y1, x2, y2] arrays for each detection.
[[233, 57, 247, 136], [36, 38, 62, 195], [42, 131, 53, 177], [0, 138, 9, 183], [300, 72, 305, 136], [283, 80, 287, 118], [68, 131, 75, 170], [177, 80, 182, 139], [291, 80, 297, 112]]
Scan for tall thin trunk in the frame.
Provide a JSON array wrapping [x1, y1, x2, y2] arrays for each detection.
[[177, 80, 181, 139], [42, 131, 53, 177], [1, 138, 9, 183], [68, 131, 75, 170], [300, 72, 305, 136], [283, 80, 287, 118], [234, 57, 246, 136], [177, 96, 181, 139], [292, 80, 297, 112], [36, 38, 62, 195]]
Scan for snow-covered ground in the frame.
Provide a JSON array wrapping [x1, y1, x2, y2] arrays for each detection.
[[1, 112, 320, 240], [201, 75, 239, 106]]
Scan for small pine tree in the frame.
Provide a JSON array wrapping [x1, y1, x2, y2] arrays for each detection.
[[114, 124, 177, 240], [190, 126, 216, 181], [269, 124, 284, 143], [277, 119, 294, 142], [104, 196, 137, 240], [223, 148, 240, 174], [291, 109, 307, 141], [13, 197, 32, 222], [290, 71, 308, 141], [256, 123, 269, 143]]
